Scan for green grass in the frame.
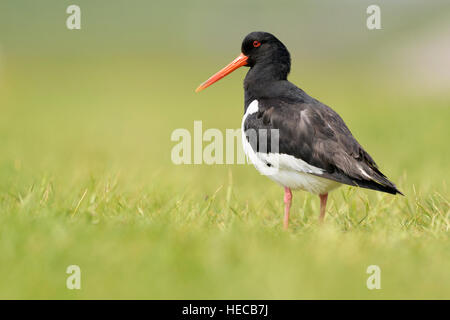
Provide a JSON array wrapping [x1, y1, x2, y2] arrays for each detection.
[[0, 55, 449, 299]]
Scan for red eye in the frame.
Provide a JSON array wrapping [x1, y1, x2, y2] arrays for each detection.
[[253, 41, 261, 48]]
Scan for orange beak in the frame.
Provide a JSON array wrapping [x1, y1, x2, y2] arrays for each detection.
[[195, 53, 248, 92]]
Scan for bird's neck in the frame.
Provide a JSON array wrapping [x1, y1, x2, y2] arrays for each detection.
[[245, 63, 289, 85], [243, 63, 290, 109]]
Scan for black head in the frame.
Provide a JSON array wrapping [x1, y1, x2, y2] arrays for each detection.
[[241, 32, 291, 72], [195, 31, 291, 92]]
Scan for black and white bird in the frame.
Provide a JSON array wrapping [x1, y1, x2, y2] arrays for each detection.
[[196, 32, 402, 229]]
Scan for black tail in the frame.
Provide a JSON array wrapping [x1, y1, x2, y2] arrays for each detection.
[[315, 169, 404, 195], [365, 167, 404, 195], [350, 178, 404, 195]]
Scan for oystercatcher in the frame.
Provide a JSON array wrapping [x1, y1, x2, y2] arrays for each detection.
[[196, 32, 402, 228]]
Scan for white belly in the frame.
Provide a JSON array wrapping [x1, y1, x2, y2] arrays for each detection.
[[241, 100, 341, 195]]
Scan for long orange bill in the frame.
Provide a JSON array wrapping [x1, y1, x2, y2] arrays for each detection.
[[195, 53, 248, 92]]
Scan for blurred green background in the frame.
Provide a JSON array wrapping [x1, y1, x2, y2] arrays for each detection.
[[0, 0, 449, 299]]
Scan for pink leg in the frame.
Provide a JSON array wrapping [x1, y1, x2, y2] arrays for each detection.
[[283, 187, 292, 229], [319, 193, 328, 222]]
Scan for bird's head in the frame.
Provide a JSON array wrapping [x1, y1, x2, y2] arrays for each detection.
[[241, 32, 290, 69], [195, 31, 290, 92]]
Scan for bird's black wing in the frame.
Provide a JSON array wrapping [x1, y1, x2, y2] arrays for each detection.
[[244, 95, 402, 195]]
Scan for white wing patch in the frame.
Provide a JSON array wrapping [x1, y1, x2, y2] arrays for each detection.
[[358, 166, 372, 179]]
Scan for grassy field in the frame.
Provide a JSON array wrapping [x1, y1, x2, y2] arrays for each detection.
[[0, 53, 449, 300]]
